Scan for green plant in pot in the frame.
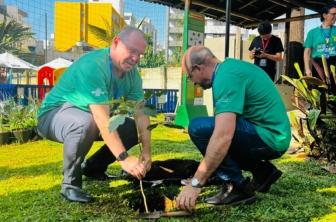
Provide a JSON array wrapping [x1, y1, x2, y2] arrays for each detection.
[[4, 97, 31, 143], [282, 57, 336, 162], [0, 100, 11, 145]]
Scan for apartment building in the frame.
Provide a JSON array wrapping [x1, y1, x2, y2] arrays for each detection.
[[137, 18, 157, 53], [54, 2, 126, 52], [124, 12, 136, 27]]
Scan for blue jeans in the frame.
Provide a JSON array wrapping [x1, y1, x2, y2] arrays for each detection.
[[188, 116, 286, 186]]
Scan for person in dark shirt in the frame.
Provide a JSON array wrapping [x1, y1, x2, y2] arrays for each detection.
[[248, 21, 284, 81]]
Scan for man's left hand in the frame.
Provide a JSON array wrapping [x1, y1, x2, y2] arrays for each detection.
[[176, 184, 201, 212]]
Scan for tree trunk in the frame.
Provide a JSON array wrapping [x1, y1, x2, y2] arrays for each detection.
[[289, 8, 304, 43]]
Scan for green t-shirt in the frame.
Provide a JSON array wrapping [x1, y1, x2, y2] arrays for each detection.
[[303, 25, 336, 58], [38, 48, 143, 117], [213, 58, 291, 151]]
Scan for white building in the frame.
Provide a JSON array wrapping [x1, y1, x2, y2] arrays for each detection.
[[137, 18, 157, 53], [205, 18, 249, 39], [246, 15, 286, 38], [124, 12, 136, 27], [88, 0, 124, 17], [165, 7, 184, 63]]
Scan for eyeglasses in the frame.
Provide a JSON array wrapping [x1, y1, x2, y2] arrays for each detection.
[[187, 65, 198, 82], [328, 12, 336, 16], [119, 38, 144, 58]]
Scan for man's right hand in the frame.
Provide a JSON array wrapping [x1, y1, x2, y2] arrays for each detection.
[[305, 69, 312, 77], [120, 156, 146, 180]]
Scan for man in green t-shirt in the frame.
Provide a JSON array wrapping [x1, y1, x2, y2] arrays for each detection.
[[37, 27, 152, 203], [176, 46, 291, 212]]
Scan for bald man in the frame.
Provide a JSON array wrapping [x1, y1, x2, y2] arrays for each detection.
[[177, 46, 291, 212]]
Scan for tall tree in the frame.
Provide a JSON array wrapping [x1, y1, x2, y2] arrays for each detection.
[[289, 7, 304, 43], [0, 11, 35, 54]]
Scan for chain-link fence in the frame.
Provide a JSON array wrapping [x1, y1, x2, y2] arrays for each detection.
[[2, 0, 183, 86]]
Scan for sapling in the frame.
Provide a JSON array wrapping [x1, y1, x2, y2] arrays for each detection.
[[106, 90, 183, 213]]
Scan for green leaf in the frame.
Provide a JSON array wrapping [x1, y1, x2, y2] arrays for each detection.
[[308, 109, 321, 130], [147, 123, 158, 131], [118, 109, 129, 115], [301, 76, 328, 89], [137, 107, 157, 117], [108, 115, 126, 132], [144, 90, 152, 99], [155, 91, 165, 97], [145, 104, 156, 110]]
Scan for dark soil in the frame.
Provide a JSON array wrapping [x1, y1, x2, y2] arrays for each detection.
[[122, 159, 222, 213], [122, 159, 200, 187]]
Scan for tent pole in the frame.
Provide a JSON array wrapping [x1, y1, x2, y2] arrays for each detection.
[[9, 68, 12, 84]]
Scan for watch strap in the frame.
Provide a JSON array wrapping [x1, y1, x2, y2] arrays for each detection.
[[116, 151, 128, 161]]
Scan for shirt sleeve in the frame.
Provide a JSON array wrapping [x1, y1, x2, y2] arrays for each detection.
[[248, 38, 256, 51], [303, 29, 313, 48], [275, 38, 284, 53], [214, 73, 246, 115]]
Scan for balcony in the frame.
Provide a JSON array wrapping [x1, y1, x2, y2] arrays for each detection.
[[169, 27, 183, 33], [170, 13, 184, 20], [169, 40, 182, 47]]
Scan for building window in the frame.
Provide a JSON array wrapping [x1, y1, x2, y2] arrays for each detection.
[[81, 9, 85, 18], [81, 37, 84, 41], [81, 24, 84, 32]]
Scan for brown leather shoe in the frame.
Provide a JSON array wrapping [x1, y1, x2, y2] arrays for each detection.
[[204, 178, 256, 206]]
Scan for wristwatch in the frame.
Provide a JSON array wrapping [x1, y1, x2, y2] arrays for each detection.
[[191, 178, 203, 188], [116, 151, 128, 161]]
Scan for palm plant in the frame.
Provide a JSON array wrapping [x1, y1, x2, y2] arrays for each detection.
[[0, 10, 35, 54], [282, 57, 336, 161], [88, 15, 166, 68], [87, 15, 148, 48]]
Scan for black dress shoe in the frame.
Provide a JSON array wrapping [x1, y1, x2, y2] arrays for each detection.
[[81, 160, 117, 181], [60, 187, 94, 203], [204, 178, 256, 206], [251, 160, 282, 193]]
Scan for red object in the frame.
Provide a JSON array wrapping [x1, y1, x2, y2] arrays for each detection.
[[37, 66, 54, 99]]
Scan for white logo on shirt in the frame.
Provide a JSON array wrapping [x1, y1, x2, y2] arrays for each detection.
[[217, 95, 228, 103], [92, 88, 105, 96]]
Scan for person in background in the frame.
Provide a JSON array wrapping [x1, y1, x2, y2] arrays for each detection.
[[176, 46, 291, 212], [249, 20, 284, 82], [304, 4, 336, 93], [37, 26, 152, 203]]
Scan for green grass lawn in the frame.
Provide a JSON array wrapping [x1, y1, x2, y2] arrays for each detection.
[[1, 114, 336, 221]]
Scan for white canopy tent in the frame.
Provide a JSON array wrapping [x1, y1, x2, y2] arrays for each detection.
[[39, 57, 73, 69], [0, 52, 38, 70], [0, 52, 38, 84]]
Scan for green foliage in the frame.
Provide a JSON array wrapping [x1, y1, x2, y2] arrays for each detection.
[[0, 10, 35, 54], [283, 59, 336, 161], [247, 34, 256, 41], [137, 34, 166, 68], [107, 90, 166, 133], [87, 16, 118, 48], [0, 96, 39, 130]]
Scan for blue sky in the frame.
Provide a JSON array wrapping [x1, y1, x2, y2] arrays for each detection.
[[4, 0, 167, 45], [3, 0, 321, 45]]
